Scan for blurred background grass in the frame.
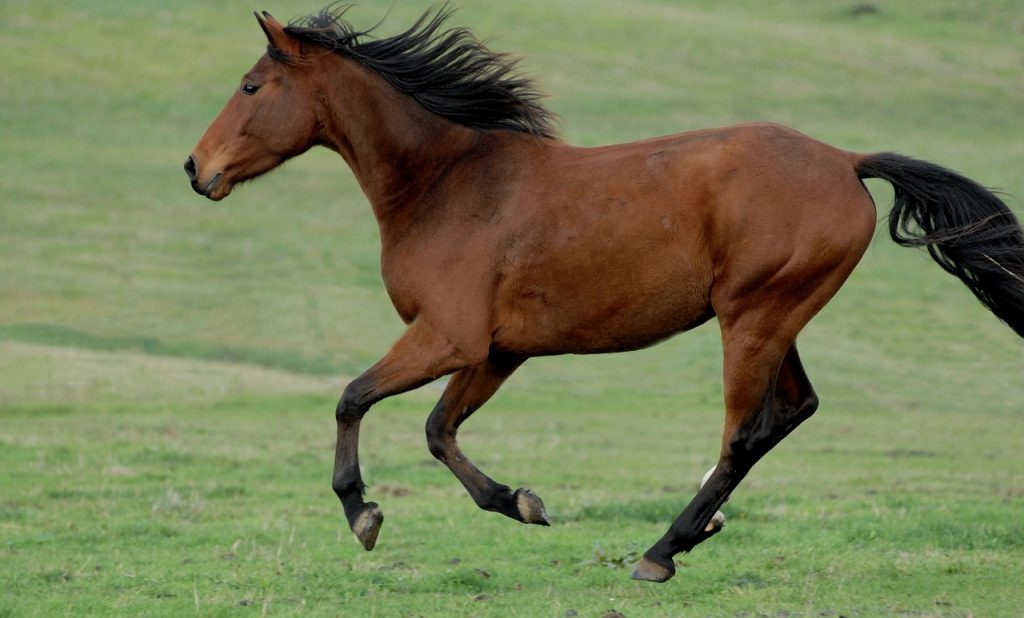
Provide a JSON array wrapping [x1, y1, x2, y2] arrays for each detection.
[[1, 1, 1022, 616]]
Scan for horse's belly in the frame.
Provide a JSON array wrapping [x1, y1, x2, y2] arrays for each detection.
[[492, 263, 714, 356]]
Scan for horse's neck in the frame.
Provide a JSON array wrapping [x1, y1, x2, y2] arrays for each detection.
[[315, 57, 480, 231]]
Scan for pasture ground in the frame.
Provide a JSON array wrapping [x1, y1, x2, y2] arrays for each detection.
[[2, 1, 1023, 616]]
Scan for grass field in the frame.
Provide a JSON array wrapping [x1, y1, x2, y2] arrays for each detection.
[[2, 1, 1023, 616]]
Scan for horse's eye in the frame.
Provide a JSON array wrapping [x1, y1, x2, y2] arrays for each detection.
[[241, 83, 261, 96]]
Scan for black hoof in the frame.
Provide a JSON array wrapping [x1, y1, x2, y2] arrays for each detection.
[[514, 488, 551, 526], [631, 556, 675, 583], [350, 502, 383, 551]]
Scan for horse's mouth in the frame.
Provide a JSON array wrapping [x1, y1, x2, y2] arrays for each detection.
[[192, 172, 230, 201]]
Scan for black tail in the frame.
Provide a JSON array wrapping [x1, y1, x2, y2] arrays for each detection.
[[857, 152, 1024, 338]]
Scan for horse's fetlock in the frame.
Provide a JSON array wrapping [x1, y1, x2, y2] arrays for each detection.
[[332, 473, 365, 500], [478, 483, 513, 511]]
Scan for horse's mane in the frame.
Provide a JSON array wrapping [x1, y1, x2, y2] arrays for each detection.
[[275, 3, 558, 138]]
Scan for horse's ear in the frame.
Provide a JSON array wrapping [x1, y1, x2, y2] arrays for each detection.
[[255, 10, 300, 56]]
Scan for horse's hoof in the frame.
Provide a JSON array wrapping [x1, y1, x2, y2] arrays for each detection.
[[514, 488, 550, 526], [631, 556, 675, 583], [352, 502, 383, 551], [705, 510, 726, 534]]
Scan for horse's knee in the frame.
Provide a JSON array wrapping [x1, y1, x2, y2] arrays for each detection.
[[335, 398, 358, 425], [336, 379, 371, 424], [424, 415, 449, 462]]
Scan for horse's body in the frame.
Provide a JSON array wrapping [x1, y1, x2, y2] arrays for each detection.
[[186, 6, 1024, 583], [388, 123, 875, 361]]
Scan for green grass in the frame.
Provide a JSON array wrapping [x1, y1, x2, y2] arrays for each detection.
[[2, 0, 1023, 615]]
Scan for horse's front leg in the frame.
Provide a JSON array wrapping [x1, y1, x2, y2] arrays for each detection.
[[425, 355, 550, 526], [333, 319, 480, 550]]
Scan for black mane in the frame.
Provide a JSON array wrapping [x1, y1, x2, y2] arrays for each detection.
[[276, 3, 557, 138]]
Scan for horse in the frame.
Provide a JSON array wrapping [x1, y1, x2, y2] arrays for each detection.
[[184, 5, 1024, 583]]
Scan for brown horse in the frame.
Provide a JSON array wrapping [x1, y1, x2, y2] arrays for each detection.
[[185, 6, 1024, 582]]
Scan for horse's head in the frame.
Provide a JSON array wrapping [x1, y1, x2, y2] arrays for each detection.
[[185, 12, 321, 201]]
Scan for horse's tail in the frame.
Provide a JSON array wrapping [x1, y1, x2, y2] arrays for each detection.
[[856, 152, 1024, 338]]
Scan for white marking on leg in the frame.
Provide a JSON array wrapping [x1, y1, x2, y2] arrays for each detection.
[[700, 465, 716, 489], [700, 465, 727, 532], [705, 510, 726, 533]]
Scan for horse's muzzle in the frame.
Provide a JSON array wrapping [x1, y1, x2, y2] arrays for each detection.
[[183, 155, 224, 200]]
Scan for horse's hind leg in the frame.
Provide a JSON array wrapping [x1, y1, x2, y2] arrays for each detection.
[[425, 355, 551, 525], [699, 466, 727, 534], [633, 336, 819, 582]]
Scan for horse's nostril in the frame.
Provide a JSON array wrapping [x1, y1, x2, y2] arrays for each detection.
[[184, 155, 198, 181]]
